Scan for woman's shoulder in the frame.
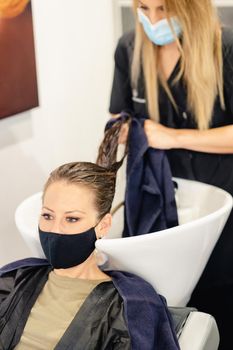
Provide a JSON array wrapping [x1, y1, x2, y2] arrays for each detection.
[[107, 270, 160, 301], [0, 257, 50, 277], [117, 30, 135, 48], [113, 30, 135, 69], [115, 30, 135, 58]]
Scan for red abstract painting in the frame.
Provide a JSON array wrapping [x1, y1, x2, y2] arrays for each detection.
[[0, 0, 39, 119]]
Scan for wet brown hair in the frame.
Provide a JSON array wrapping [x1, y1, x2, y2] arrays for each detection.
[[44, 116, 130, 219], [96, 115, 131, 168], [43, 162, 118, 220]]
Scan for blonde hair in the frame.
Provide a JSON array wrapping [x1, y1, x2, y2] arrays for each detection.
[[132, 0, 225, 130]]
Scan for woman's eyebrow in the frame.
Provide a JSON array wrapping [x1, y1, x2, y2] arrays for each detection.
[[65, 210, 86, 214], [42, 206, 54, 212], [42, 207, 86, 214]]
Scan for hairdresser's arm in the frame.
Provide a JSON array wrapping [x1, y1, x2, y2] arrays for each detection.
[[144, 120, 233, 153]]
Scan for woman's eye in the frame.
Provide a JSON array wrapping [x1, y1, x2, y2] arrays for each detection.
[[158, 6, 165, 12], [41, 213, 53, 220], [139, 5, 148, 11], [66, 217, 80, 223]]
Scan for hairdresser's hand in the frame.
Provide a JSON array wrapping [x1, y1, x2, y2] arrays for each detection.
[[144, 120, 178, 149], [111, 114, 129, 144], [118, 123, 129, 144]]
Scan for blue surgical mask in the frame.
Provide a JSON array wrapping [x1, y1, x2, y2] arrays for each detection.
[[39, 226, 97, 269], [137, 8, 182, 46]]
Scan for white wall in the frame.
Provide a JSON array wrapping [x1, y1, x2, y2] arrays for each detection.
[[0, 0, 116, 266]]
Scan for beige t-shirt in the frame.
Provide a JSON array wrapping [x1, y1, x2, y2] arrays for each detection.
[[15, 271, 111, 350]]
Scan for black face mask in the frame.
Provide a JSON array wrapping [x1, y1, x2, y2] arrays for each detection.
[[38, 227, 97, 269]]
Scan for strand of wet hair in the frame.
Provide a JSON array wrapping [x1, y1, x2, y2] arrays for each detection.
[[96, 117, 131, 172]]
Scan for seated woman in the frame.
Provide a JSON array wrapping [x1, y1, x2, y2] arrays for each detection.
[[0, 161, 179, 350]]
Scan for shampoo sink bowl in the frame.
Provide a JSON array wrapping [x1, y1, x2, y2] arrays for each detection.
[[15, 178, 232, 306], [96, 178, 232, 306]]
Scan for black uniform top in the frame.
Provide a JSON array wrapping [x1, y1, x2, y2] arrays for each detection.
[[109, 28, 233, 196]]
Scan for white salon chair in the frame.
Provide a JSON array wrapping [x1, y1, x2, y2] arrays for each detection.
[[169, 307, 220, 350], [15, 178, 233, 350]]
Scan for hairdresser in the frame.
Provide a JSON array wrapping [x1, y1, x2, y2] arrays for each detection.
[[109, 1, 233, 349]]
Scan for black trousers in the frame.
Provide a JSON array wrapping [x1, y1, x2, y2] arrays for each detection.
[[188, 212, 233, 350], [188, 284, 233, 350]]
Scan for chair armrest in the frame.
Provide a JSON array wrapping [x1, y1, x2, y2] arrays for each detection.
[[178, 311, 220, 350]]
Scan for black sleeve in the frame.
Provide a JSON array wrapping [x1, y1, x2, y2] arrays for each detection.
[[0, 271, 16, 305], [222, 28, 233, 115], [109, 34, 134, 114], [101, 289, 131, 350]]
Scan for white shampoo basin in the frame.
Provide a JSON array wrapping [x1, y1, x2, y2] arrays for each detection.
[[96, 178, 232, 306]]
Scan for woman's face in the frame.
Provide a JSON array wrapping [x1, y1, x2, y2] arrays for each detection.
[[138, 0, 167, 24], [39, 181, 99, 235]]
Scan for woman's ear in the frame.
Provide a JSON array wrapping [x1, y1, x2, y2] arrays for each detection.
[[95, 213, 112, 239]]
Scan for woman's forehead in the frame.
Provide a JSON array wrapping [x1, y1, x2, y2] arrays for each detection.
[[43, 181, 96, 210]]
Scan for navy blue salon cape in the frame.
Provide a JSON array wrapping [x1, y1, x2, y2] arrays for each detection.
[[0, 257, 180, 350]]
